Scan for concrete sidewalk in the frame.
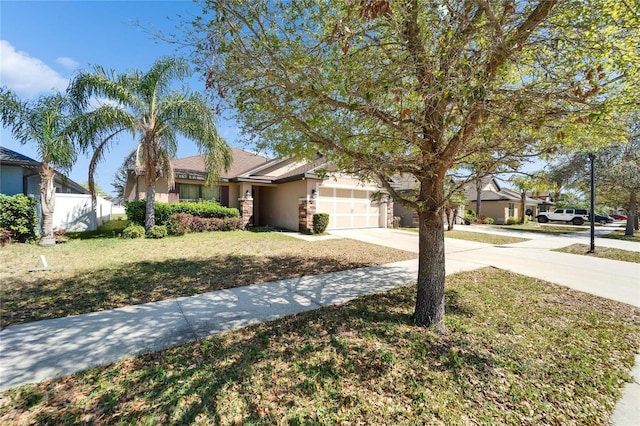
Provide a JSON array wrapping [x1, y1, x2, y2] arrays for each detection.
[[0, 259, 421, 391]]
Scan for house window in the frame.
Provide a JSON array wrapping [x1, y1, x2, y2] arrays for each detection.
[[178, 183, 225, 204], [202, 185, 220, 202], [179, 183, 200, 201], [508, 203, 515, 217]]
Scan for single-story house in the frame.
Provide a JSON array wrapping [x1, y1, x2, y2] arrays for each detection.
[[465, 176, 547, 224], [0, 146, 112, 232], [124, 148, 394, 232]]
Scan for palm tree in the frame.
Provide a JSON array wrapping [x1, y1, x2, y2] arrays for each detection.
[[69, 56, 232, 230], [0, 88, 77, 246]]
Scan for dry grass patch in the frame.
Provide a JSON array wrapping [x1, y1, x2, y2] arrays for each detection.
[[553, 244, 640, 263], [0, 231, 415, 326], [402, 228, 529, 244], [1, 268, 638, 425], [600, 229, 640, 243], [489, 223, 587, 234], [444, 230, 528, 245]]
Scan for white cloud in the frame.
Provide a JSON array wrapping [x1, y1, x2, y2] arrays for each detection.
[[0, 40, 69, 98], [56, 56, 78, 69]]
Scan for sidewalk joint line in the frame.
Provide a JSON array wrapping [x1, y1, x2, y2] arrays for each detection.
[[175, 300, 199, 341]]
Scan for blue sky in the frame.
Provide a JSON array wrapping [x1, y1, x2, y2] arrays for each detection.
[[0, 0, 243, 196]]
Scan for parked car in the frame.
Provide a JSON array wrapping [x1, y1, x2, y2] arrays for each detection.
[[536, 208, 589, 225], [611, 214, 628, 221], [589, 213, 614, 225]]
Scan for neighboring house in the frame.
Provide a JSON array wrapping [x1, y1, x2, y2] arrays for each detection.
[[0, 146, 112, 231], [390, 175, 465, 228], [124, 148, 394, 232], [464, 176, 546, 224]]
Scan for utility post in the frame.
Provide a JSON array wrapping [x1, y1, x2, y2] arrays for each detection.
[[588, 153, 596, 253]]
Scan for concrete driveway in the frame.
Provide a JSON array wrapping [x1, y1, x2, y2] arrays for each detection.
[[329, 227, 640, 308]]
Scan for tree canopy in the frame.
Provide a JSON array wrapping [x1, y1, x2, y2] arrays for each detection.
[[69, 56, 232, 230], [0, 88, 77, 246], [185, 0, 639, 327]]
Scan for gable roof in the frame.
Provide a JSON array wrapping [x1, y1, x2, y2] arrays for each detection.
[[171, 148, 270, 181], [0, 146, 40, 167], [170, 149, 329, 184], [237, 155, 328, 183], [0, 146, 89, 194], [465, 176, 542, 204]]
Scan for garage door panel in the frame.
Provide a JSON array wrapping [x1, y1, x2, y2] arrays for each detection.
[[317, 187, 383, 229]]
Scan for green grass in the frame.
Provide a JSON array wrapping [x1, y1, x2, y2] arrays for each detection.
[[1, 268, 637, 424], [444, 230, 529, 245], [489, 223, 586, 234], [600, 229, 640, 243], [553, 244, 640, 263], [401, 227, 530, 244], [0, 231, 416, 327]]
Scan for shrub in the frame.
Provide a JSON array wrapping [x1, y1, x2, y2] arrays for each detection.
[[220, 217, 244, 231], [169, 201, 240, 219], [126, 200, 240, 227], [146, 225, 167, 239], [476, 214, 487, 224], [484, 217, 495, 225], [463, 209, 476, 225], [121, 224, 145, 239], [0, 228, 12, 246], [167, 213, 244, 234], [168, 213, 192, 236], [312, 213, 330, 234], [53, 228, 67, 242], [124, 200, 145, 226], [190, 216, 206, 232], [0, 194, 38, 243], [505, 217, 522, 225]]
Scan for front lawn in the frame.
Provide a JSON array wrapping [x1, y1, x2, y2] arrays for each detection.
[[553, 244, 640, 263], [600, 229, 640, 243], [489, 223, 586, 234], [0, 231, 416, 327], [401, 228, 529, 245], [1, 268, 637, 424]]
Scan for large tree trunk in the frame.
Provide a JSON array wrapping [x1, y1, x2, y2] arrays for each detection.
[[39, 167, 56, 247], [145, 181, 156, 231], [520, 191, 526, 223], [475, 178, 482, 216], [625, 191, 637, 236], [415, 180, 446, 331]]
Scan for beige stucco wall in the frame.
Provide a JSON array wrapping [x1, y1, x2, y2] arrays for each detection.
[[477, 202, 512, 224], [258, 180, 309, 230], [320, 173, 378, 191]]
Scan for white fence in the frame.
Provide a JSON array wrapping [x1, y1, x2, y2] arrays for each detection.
[[51, 193, 112, 232]]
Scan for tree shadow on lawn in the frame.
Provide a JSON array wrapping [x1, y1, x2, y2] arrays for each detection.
[[1, 254, 381, 327], [27, 288, 498, 425]]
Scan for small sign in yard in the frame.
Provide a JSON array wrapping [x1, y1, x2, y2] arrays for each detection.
[[28, 255, 62, 272]]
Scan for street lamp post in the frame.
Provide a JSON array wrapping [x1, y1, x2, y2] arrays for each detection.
[[588, 153, 595, 253]]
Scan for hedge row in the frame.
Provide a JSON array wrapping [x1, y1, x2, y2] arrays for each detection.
[[168, 213, 244, 235], [0, 194, 38, 243], [125, 200, 240, 227]]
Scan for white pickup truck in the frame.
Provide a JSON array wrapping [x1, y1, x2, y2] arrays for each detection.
[[536, 208, 589, 225]]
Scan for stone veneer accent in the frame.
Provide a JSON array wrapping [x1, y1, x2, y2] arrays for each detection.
[[386, 200, 394, 228], [298, 198, 317, 233], [239, 197, 254, 228]]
